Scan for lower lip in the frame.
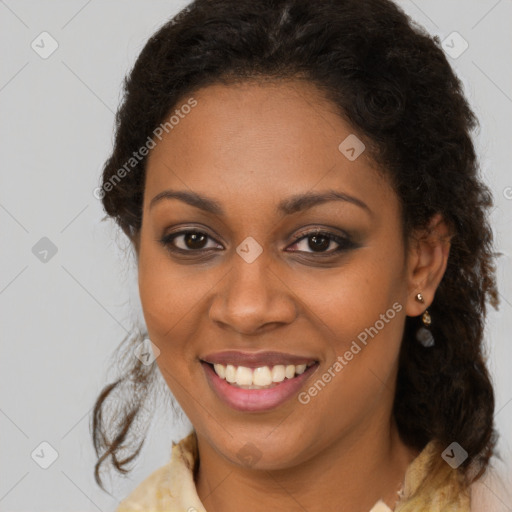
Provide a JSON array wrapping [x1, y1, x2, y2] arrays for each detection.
[[201, 362, 318, 412]]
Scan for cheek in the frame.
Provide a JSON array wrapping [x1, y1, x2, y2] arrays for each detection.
[[137, 227, 200, 330], [288, 247, 406, 394], [137, 248, 204, 401], [295, 282, 405, 443], [137, 237, 197, 354], [286, 249, 404, 339]]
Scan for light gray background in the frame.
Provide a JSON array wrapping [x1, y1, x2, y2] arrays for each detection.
[[1, 1, 511, 510]]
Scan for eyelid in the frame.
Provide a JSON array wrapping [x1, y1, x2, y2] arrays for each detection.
[[159, 226, 354, 256], [159, 228, 224, 252], [287, 229, 352, 254]]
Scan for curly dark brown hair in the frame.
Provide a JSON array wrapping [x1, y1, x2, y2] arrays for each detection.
[[92, 0, 501, 501]]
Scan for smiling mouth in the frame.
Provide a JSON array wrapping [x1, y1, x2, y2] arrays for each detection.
[[202, 361, 317, 389]]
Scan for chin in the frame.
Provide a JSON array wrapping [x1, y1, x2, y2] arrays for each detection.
[[212, 425, 316, 471]]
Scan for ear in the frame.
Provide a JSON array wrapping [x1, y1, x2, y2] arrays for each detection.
[[404, 212, 453, 317]]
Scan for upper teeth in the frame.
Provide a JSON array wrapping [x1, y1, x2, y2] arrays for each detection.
[[212, 363, 311, 388]]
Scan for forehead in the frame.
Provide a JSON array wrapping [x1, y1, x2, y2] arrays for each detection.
[[144, 80, 396, 216]]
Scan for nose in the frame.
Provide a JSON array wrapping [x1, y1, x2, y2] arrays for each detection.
[[208, 255, 298, 335]]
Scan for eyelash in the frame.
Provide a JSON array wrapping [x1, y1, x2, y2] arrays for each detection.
[[159, 228, 355, 257]]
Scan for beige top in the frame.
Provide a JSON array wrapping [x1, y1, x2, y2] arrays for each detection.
[[115, 432, 509, 511]]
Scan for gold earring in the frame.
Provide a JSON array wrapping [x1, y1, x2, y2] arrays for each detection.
[[415, 293, 434, 347]]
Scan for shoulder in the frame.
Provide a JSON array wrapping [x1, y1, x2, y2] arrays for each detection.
[[395, 441, 511, 512], [115, 431, 205, 512], [395, 441, 469, 511], [469, 461, 512, 512], [115, 460, 174, 512]]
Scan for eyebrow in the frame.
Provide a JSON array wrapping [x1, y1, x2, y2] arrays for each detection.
[[149, 189, 372, 216]]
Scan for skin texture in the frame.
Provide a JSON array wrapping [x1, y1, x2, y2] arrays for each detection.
[[134, 80, 452, 512]]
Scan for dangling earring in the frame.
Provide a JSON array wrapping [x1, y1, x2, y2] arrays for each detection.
[[415, 293, 434, 347]]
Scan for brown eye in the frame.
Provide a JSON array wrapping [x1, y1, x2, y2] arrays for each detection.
[[307, 234, 331, 252], [183, 232, 207, 249], [288, 230, 351, 254], [160, 230, 222, 252]]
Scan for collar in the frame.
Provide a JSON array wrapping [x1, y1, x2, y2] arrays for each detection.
[[116, 432, 469, 512]]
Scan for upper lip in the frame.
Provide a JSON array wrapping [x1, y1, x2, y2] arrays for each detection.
[[201, 351, 317, 368]]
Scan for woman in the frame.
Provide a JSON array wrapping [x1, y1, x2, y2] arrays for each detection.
[[92, 0, 509, 510]]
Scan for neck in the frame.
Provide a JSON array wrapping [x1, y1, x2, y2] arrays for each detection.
[[195, 418, 419, 512]]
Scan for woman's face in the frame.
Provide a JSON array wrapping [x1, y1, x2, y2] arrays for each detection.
[[137, 80, 420, 470]]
